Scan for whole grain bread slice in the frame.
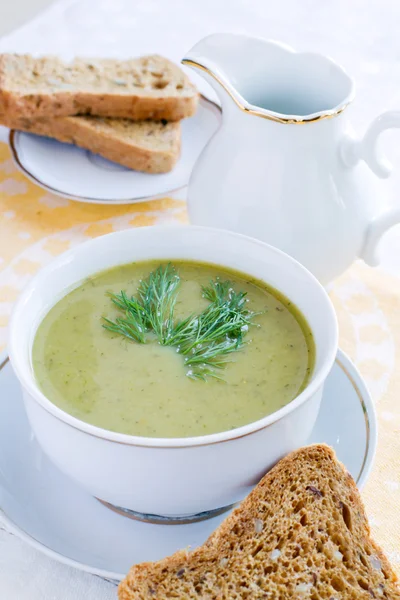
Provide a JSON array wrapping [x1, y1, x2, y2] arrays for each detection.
[[119, 445, 400, 599], [4, 114, 180, 173], [0, 54, 198, 121]]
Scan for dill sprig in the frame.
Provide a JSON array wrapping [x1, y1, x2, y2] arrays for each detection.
[[103, 290, 148, 343], [137, 262, 180, 344], [102, 264, 259, 381], [170, 279, 256, 380]]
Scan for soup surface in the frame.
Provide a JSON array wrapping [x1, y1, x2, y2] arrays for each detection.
[[32, 260, 314, 438]]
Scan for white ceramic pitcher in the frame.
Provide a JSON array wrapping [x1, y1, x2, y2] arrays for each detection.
[[183, 33, 400, 284]]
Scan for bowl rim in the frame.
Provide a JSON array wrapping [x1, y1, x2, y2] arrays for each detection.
[[8, 225, 338, 448]]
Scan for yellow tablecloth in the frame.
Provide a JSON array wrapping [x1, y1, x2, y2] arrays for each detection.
[[0, 141, 398, 574]]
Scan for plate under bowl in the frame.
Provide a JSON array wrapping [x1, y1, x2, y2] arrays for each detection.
[[0, 349, 376, 581]]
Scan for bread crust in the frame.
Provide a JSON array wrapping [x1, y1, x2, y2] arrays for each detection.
[[118, 444, 400, 599], [0, 54, 199, 121], [4, 115, 181, 174]]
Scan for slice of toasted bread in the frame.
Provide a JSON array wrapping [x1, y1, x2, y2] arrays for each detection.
[[4, 114, 180, 174], [119, 445, 400, 599], [0, 54, 198, 121]]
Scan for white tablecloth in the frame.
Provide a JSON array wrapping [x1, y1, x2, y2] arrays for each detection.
[[1, 1, 400, 597]]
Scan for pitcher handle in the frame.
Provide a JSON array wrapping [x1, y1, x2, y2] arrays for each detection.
[[341, 110, 400, 265]]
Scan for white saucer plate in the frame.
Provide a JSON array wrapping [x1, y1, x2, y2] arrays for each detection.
[[8, 96, 221, 205], [0, 349, 377, 582]]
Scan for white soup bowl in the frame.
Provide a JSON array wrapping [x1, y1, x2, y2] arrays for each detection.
[[9, 226, 338, 520]]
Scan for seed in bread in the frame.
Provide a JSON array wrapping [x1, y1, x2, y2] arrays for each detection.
[[4, 114, 180, 174], [0, 54, 198, 121], [119, 445, 400, 599]]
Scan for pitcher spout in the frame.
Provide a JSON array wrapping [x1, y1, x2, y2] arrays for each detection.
[[183, 33, 355, 124]]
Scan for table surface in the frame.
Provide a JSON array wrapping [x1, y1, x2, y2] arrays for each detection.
[[0, 0, 400, 597]]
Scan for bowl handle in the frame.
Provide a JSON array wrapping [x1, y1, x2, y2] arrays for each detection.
[[340, 110, 400, 265]]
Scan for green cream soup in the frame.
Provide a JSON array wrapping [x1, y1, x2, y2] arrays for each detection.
[[32, 260, 314, 438]]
